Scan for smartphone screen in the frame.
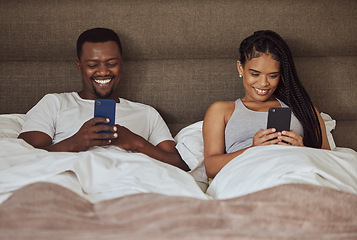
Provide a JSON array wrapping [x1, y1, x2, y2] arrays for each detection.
[[94, 99, 116, 139], [267, 107, 291, 132]]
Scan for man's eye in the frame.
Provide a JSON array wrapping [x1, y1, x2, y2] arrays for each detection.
[[107, 63, 118, 67], [87, 65, 97, 69]]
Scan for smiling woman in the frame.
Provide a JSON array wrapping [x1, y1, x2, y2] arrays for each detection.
[[202, 30, 331, 178], [238, 54, 280, 104]]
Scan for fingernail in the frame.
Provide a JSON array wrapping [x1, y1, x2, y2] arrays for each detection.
[[114, 133, 118, 138], [106, 118, 110, 122], [113, 126, 117, 131]]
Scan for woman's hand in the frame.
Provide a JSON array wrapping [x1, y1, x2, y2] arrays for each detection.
[[277, 130, 304, 146], [252, 128, 280, 146]]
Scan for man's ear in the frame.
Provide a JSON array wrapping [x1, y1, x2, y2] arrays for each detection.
[[237, 60, 244, 76], [76, 58, 81, 72]]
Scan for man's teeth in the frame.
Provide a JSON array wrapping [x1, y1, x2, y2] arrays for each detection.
[[94, 79, 111, 84]]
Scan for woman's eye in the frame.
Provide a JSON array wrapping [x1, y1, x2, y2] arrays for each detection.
[[251, 73, 259, 77], [270, 75, 278, 78]]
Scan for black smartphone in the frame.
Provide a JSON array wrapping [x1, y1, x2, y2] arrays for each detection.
[[267, 107, 291, 132], [94, 99, 116, 138]]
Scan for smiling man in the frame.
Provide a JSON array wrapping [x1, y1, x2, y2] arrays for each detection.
[[18, 28, 189, 171]]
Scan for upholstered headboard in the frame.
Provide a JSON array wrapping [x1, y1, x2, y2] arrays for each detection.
[[0, 0, 356, 149]]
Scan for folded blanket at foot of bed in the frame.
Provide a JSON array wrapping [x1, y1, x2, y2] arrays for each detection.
[[0, 182, 356, 240]]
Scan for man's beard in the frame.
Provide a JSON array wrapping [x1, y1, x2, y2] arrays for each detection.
[[90, 75, 115, 99], [92, 82, 114, 99], [94, 88, 113, 99]]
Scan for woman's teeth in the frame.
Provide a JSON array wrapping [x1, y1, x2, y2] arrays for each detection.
[[254, 88, 268, 95]]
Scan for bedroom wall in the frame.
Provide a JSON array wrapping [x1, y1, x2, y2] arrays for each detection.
[[0, 0, 356, 149]]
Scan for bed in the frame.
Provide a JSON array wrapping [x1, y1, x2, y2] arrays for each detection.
[[0, 114, 357, 239], [1, 0, 357, 239]]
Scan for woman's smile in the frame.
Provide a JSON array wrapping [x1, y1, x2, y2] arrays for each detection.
[[253, 87, 270, 96]]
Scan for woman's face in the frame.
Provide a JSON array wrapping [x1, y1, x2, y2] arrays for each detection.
[[237, 53, 280, 102]]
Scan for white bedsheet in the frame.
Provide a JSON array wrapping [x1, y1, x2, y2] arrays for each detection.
[[1, 116, 356, 204], [0, 138, 209, 203], [207, 145, 357, 199]]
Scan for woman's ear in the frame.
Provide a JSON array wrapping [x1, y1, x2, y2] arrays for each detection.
[[237, 60, 244, 76]]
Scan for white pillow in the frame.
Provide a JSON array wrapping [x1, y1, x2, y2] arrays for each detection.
[[174, 121, 207, 183], [0, 114, 26, 139], [321, 112, 336, 150], [175, 113, 337, 184]]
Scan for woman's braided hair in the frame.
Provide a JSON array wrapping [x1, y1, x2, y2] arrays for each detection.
[[239, 30, 322, 148]]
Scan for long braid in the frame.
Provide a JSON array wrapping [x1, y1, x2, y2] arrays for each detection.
[[239, 30, 322, 148]]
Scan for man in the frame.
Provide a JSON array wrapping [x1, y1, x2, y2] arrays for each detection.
[[18, 27, 189, 171]]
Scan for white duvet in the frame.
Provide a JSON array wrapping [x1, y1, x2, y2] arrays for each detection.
[[0, 138, 209, 203], [0, 114, 356, 204], [207, 145, 357, 199]]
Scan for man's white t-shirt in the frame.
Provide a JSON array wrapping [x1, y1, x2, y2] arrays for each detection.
[[20, 92, 174, 146]]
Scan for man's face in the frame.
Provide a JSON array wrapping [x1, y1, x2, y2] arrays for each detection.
[[77, 41, 123, 101]]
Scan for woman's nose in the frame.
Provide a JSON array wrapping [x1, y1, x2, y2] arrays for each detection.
[[258, 76, 269, 86]]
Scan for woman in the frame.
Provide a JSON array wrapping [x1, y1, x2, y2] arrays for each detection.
[[203, 30, 330, 178]]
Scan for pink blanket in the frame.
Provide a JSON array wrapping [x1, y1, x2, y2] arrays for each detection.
[[1, 182, 356, 240]]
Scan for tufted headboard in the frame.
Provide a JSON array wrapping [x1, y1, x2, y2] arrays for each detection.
[[0, 0, 356, 149]]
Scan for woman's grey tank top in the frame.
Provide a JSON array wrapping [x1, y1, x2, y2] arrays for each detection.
[[225, 99, 304, 153]]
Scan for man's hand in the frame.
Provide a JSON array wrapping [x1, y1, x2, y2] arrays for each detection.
[[64, 117, 118, 151], [18, 117, 118, 152], [110, 124, 189, 171], [110, 124, 145, 152], [19, 120, 189, 171]]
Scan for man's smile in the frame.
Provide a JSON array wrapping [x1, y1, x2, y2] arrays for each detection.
[[92, 77, 114, 87]]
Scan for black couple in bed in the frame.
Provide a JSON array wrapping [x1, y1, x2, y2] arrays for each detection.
[[18, 28, 330, 177]]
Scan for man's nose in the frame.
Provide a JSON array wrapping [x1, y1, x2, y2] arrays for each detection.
[[97, 64, 109, 75]]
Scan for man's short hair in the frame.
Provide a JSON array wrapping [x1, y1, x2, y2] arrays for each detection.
[[76, 27, 123, 59]]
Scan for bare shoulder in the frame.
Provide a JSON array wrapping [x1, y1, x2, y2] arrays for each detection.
[[204, 101, 235, 124], [206, 101, 235, 114]]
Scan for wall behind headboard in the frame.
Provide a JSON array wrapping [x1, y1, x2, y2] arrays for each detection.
[[0, 0, 356, 148]]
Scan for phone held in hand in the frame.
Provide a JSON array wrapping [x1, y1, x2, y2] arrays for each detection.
[[94, 99, 116, 139], [267, 107, 291, 132]]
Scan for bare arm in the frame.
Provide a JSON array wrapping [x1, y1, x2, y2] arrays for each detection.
[[110, 125, 189, 171], [203, 102, 280, 178], [316, 109, 331, 150], [18, 117, 116, 152], [18, 116, 188, 170], [203, 102, 243, 178]]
